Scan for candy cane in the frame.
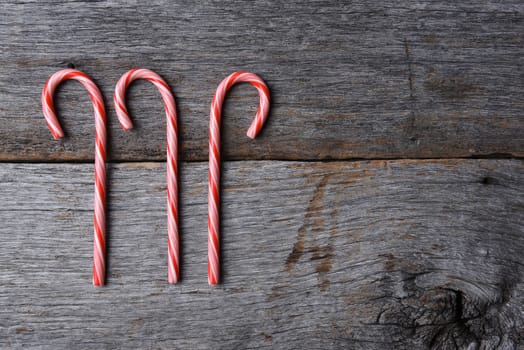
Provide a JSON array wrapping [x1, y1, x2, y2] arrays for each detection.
[[208, 71, 271, 285], [114, 68, 180, 283], [41, 69, 107, 286]]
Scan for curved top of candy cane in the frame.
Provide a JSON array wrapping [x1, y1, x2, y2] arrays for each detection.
[[114, 68, 177, 131], [41, 69, 106, 140], [212, 71, 270, 139]]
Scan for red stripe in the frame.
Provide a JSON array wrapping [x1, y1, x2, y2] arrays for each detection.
[[114, 68, 179, 283], [208, 71, 270, 285], [42, 69, 108, 286]]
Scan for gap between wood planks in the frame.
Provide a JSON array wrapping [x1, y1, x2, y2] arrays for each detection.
[[2, 153, 521, 164]]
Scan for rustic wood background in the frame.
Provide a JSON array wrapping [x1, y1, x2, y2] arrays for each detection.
[[0, 1, 523, 349]]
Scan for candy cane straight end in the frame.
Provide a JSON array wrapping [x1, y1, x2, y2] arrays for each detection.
[[167, 255, 180, 284], [208, 254, 218, 285], [208, 270, 218, 286], [49, 128, 65, 140], [121, 123, 134, 132], [93, 276, 104, 287]]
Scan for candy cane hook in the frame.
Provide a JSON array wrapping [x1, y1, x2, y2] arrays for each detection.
[[41, 69, 107, 286], [208, 71, 271, 285], [114, 68, 179, 284]]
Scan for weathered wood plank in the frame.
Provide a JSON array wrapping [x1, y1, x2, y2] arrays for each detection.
[[0, 1, 522, 161], [0, 159, 522, 349]]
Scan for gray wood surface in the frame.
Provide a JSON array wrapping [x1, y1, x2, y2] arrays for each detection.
[[0, 0, 522, 161], [1, 160, 523, 349], [1, 0, 523, 349]]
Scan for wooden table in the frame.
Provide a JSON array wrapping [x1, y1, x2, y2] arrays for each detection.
[[1, 1, 523, 349]]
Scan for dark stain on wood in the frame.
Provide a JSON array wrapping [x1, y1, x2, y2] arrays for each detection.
[[268, 284, 290, 302], [381, 253, 397, 272], [261, 333, 273, 342], [129, 318, 145, 332], [15, 326, 28, 334], [312, 247, 334, 292], [423, 33, 439, 45], [480, 176, 499, 186], [286, 175, 332, 266], [285, 235, 304, 272], [318, 203, 339, 291], [425, 68, 480, 98], [284, 173, 337, 291]]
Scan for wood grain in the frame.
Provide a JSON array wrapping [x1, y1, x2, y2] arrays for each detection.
[[1, 1, 523, 349], [0, 1, 522, 161], [1, 159, 522, 349]]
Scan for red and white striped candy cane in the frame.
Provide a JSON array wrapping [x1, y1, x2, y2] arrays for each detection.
[[41, 69, 107, 286], [208, 71, 271, 285], [114, 68, 180, 283]]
